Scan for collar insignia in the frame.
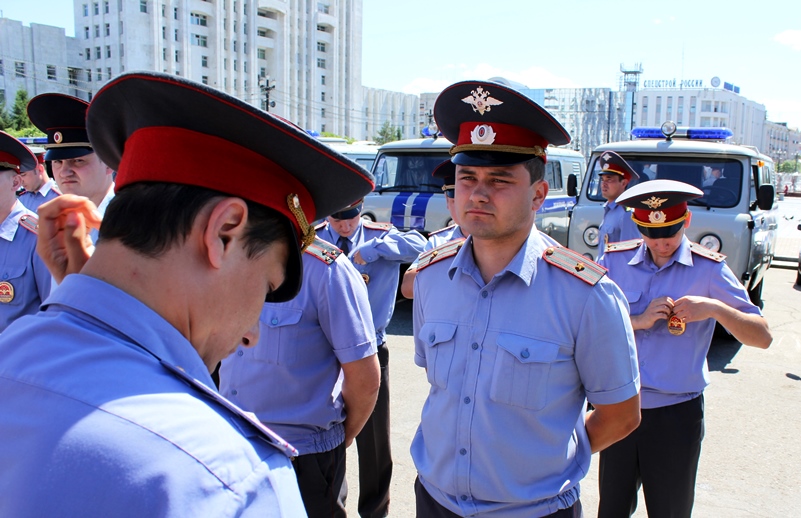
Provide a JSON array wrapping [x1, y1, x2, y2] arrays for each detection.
[[461, 86, 503, 115], [470, 124, 496, 145], [642, 196, 668, 209]]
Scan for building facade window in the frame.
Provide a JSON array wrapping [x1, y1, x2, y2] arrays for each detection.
[[163, 48, 167, 60], [317, 41, 326, 52], [85, 48, 91, 60], [640, 96, 648, 126], [174, 29, 179, 41], [47, 65, 57, 80], [107, 67, 112, 79], [655, 96, 662, 122], [69, 68, 79, 85], [119, 43, 124, 56], [191, 34, 208, 47], [86, 68, 92, 81], [321, 108, 325, 118], [106, 45, 111, 58], [104, 1, 109, 13], [689, 96, 697, 126], [666, 97, 673, 121], [677, 97, 684, 125], [119, 20, 123, 34], [317, 58, 325, 69], [321, 92, 325, 102], [94, 25, 100, 37], [201, 55, 208, 67], [321, 75, 325, 85], [83, 4, 89, 16], [202, 76, 209, 85], [316, 24, 327, 32], [175, 50, 180, 62], [162, 26, 166, 39], [701, 100, 712, 112], [95, 46, 101, 59], [174, 7, 178, 19], [259, 67, 266, 77], [140, 0, 147, 13], [105, 23, 110, 36], [190, 13, 207, 26], [96, 68, 102, 81], [257, 48, 266, 59], [84, 26, 90, 39], [317, 3, 329, 14], [93, 2, 99, 15]]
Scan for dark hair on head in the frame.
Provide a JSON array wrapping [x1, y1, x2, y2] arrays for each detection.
[[99, 182, 292, 259], [522, 157, 545, 184]]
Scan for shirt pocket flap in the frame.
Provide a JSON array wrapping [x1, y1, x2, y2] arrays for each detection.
[[419, 322, 458, 347], [261, 307, 303, 328], [496, 334, 560, 364], [623, 290, 642, 304], [1, 264, 27, 281]]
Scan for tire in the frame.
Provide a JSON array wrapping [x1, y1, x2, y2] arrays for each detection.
[[748, 279, 764, 309]]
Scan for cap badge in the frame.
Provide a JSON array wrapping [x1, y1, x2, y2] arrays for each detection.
[[667, 314, 686, 335], [648, 211, 666, 224], [642, 196, 668, 209], [602, 153, 612, 162], [470, 124, 496, 145], [0, 281, 15, 303], [53, 131, 63, 144], [461, 86, 503, 116]]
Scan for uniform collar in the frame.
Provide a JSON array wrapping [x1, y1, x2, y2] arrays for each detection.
[[0, 200, 32, 242], [629, 235, 693, 269], [96, 182, 116, 215], [450, 226, 543, 286], [38, 178, 58, 196]]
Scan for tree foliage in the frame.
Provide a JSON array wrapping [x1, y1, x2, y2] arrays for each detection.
[[777, 160, 798, 173], [1, 89, 42, 136], [374, 121, 401, 145]]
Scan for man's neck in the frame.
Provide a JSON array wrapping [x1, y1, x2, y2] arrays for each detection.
[[0, 197, 17, 222], [90, 183, 113, 208], [470, 230, 530, 284]]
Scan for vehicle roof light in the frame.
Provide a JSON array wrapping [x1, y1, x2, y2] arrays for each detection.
[[631, 127, 665, 139], [661, 121, 677, 138], [630, 127, 733, 141], [685, 128, 732, 140]]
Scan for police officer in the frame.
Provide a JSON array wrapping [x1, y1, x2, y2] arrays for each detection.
[[27, 93, 115, 239], [219, 235, 381, 518], [17, 151, 61, 212], [0, 72, 375, 517], [0, 132, 51, 331], [411, 80, 641, 517], [596, 151, 640, 260], [597, 179, 772, 518], [316, 201, 426, 518], [401, 159, 465, 299]]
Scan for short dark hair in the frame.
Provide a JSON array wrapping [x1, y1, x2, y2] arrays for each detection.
[[99, 183, 292, 259], [522, 157, 545, 184]]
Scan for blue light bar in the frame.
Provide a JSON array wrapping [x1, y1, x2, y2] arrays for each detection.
[[685, 128, 732, 140], [16, 136, 48, 145], [421, 127, 442, 138], [631, 127, 664, 139], [306, 130, 321, 137]]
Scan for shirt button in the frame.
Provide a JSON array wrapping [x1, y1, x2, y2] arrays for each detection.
[[429, 334, 436, 343], [237, 350, 244, 356], [231, 389, 238, 396], [481, 291, 488, 298], [2, 274, 7, 280], [459, 448, 467, 455], [271, 318, 279, 325], [460, 495, 468, 501], [520, 349, 530, 359], [464, 397, 471, 404], [471, 343, 479, 350]]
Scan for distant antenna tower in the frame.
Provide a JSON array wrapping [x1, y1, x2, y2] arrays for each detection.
[[619, 63, 643, 92]]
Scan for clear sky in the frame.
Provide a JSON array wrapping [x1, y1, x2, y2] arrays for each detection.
[[3, 0, 800, 128]]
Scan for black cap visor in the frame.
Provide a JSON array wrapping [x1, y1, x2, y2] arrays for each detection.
[[44, 147, 93, 161], [452, 151, 540, 167], [636, 221, 685, 239]]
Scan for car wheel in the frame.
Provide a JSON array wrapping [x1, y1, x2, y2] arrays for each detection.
[[748, 279, 764, 309]]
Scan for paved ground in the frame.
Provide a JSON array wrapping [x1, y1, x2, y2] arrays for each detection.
[[344, 256, 801, 516], [774, 196, 800, 261]]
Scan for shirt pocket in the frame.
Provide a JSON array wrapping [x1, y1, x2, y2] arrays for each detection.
[[0, 264, 29, 307], [622, 290, 643, 314], [418, 322, 457, 389], [490, 334, 561, 411], [253, 307, 303, 364]]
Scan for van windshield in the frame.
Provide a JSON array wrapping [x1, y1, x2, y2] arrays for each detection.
[[586, 155, 744, 208], [373, 152, 449, 193]]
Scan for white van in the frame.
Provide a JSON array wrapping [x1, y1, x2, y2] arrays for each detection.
[[362, 137, 585, 244], [567, 124, 778, 306], [320, 138, 379, 172]]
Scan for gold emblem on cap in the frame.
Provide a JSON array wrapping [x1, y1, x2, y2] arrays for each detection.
[[648, 210, 666, 224], [53, 131, 63, 144], [0, 281, 15, 304], [667, 314, 686, 335], [461, 86, 503, 115], [642, 196, 668, 209], [470, 124, 496, 145]]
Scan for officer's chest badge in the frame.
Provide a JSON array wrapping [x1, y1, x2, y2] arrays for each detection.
[[0, 281, 15, 303], [667, 314, 686, 335], [461, 86, 503, 115], [361, 273, 370, 286]]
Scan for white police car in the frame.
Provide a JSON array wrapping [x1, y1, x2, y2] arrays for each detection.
[[361, 137, 585, 245], [567, 122, 778, 306]]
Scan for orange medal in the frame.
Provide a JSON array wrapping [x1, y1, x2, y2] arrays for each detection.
[[0, 281, 14, 303], [667, 314, 685, 335]]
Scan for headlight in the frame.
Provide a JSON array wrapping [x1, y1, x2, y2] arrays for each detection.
[[583, 226, 599, 247], [699, 234, 721, 252]]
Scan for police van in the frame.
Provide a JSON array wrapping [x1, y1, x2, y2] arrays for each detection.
[[361, 137, 585, 245], [320, 138, 379, 171], [567, 123, 778, 306]]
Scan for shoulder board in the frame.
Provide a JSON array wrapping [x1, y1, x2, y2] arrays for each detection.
[[304, 237, 342, 265], [605, 238, 643, 253], [362, 221, 393, 231], [689, 241, 726, 262], [16, 189, 28, 197], [428, 224, 457, 237], [416, 237, 466, 272], [542, 246, 606, 286], [52, 185, 62, 196], [19, 214, 39, 235], [313, 220, 329, 232]]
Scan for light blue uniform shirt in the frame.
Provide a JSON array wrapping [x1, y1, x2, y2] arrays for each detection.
[[598, 236, 762, 409], [412, 227, 640, 517], [597, 200, 640, 260], [18, 179, 60, 212], [317, 220, 425, 343], [220, 246, 377, 455], [0, 274, 306, 517], [409, 224, 465, 270], [0, 200, 51, 331]]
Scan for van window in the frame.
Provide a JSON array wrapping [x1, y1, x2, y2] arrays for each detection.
[[373, 152, 447, 192], [586, 155, 743, 208], [545, 161, 563, 190]]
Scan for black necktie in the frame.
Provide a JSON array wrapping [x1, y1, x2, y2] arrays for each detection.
[[338, 236, 350, 255]]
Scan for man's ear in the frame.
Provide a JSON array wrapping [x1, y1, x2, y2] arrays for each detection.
[[203, 197, 249, 269], [531, 179, 549, 211], [12, 174, 21, 190]]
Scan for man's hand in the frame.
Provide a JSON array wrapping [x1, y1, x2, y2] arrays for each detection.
[[631, 296, 674, 330], [37, 195, 102, 283], [671, 295, 715, 323], [351, 249, 367, 265]]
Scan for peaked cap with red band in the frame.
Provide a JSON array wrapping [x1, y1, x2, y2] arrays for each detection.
[[0, 131, 37, 173], [616, 179, 703, 239], [86, 72, 374, 303], [27, 94, 94, 161], [434, 80, 570, 167], [597, 151, 639, 182]]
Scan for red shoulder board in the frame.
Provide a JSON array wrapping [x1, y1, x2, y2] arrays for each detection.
[[362, 221, 393, 231], [689, 241, 726, 262], [52, 185, 62, 196], [304, 237, 342, 265], [428, 224, 457, 237], [542, 246, 606, 286], [314, 221, 329, 232], [19, 214, 39, 235], [16, 189, 28, 197], [605, 238, 642, 254], [416, 237, 466, 272]]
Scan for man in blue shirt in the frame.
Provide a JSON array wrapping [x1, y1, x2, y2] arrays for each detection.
[[0, 72, 375, 517], [17, 152, 61, 212], [316, 201, 426, 518], [597, 151, 640, 260], [597, 179, 772, 518], [220, 236, 381, 518], [0, 132, 51, 331], [411, 80, 641, 517]]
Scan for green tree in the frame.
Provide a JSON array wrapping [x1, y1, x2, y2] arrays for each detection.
[[0, 99, 11, 130], [320, 131, 355, 143], [778, 160, 797, 173], [11, 89, 33, 131], [374, 121, 400, 145]]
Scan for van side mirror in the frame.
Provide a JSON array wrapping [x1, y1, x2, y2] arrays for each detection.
[[757, 184, 775, 211], [567, 174, 578, 197]]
